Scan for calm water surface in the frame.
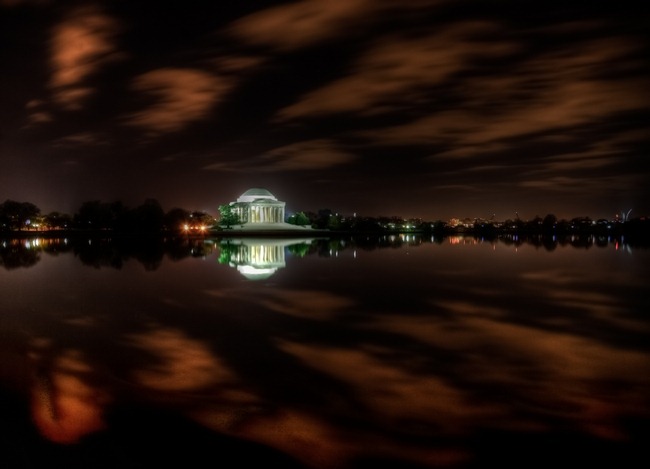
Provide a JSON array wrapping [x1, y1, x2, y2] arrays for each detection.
[[1, 235, 649, 468]]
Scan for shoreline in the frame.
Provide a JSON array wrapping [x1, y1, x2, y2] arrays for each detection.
[[1, 223, 648, 241]]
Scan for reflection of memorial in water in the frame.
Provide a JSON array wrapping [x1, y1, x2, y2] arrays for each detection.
[[219, 238, 314, 280]]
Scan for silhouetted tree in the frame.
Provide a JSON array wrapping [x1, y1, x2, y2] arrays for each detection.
[[132, 199, 165, 232], [350, 217, 382, 232], [74, 200, 116, 230], [570, 216, 593, 233], [0, 199, 40, 231], [311, 209, 332, 229], [189, 211, 215, 228], [527, 215, 544, 232], [287, 211, 310, 226], [43, 211, 72, 230], [542, 214, 557, 233], [164, 208, 191, 231], [327, 213, 343, 231], [109, 201, 130, 231]]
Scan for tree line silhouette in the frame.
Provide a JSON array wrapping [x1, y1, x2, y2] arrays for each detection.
[[292, 209, 649, 240], [1, 198, 648, 240], [0, 198, 213, 234]]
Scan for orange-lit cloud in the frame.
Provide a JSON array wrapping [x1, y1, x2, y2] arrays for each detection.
[[214, 54, 266, 73], [228, 0, 448, 51], [515, 132, 647, 192], [25, 111, 52, 125], [23, 99, 52, 127], [48, 6, 121, 110], [518, 176, 600, 191], [524, 130, 648, 176], [124, 68, 229, 134], [202, 139, 357, 172], [355, 35, 648, 156], [260, 139, 357, 171], [228, 0, 372, 51], [0, 0, 50, 6], [276, 22, 517, 120], [52, 87, 94, 111], [52, 131, 107, 148]]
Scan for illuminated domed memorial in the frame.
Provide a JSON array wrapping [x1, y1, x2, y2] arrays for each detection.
[[231, 188, 286, 225]]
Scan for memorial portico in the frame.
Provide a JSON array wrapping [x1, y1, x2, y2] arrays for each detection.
[[230, 188, 286, 225]]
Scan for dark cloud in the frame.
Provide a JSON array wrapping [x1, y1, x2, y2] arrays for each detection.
[[276, 21, 518, 120], [259, 139, 357, 171], [0, 0, 647, 219]]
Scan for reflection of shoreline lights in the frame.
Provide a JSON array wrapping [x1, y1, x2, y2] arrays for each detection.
[[24, 238, 41, 249], [4, 238, 70, 250], [615, 236, 632, 253], [448, 236, 480, 245]]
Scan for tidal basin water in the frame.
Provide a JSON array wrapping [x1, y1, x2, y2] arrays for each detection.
[[1, 235, 648, 468]]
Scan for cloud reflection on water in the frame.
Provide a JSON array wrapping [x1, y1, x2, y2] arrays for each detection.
[[29, 347, 109, 444], [126, 326, 239, 392], [1, 236, 648, 468]]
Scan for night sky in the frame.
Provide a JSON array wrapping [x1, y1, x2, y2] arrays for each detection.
[[1, 0, 648, 221]]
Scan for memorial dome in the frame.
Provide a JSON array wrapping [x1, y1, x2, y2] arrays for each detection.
[[237, 188, 277, 203]]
